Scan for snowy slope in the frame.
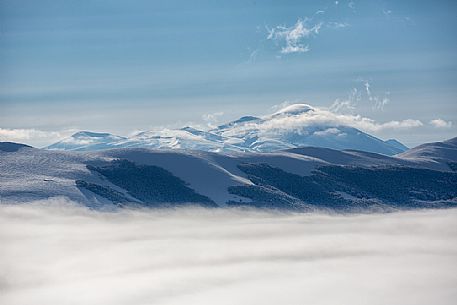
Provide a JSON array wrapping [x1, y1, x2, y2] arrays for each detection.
[[99, 149, 252, 204], [46, 104, 407, 155], [2, 137, 456, 210], [48, 131, 127, 151], [0, 146, 325, 206], [397, 137, 457, 170], [0, 145, 97, 203], [208, 104, 407, 155]]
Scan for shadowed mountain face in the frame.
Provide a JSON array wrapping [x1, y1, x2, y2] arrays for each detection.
[[1, 137, 456, 210], [46, 104, 408, 155], [0, 142, 31, 152], [85, 159, 215, 207]]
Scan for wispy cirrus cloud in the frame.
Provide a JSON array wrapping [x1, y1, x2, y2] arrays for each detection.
[[331, 80, 391, 114], [267, 20, 322, 54], [363, 81, 390, 111], [330, 88, 361, 113], [264, 1, 352, 55]]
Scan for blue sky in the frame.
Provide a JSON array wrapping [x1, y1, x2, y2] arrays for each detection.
[[0, 0, 456, 147]]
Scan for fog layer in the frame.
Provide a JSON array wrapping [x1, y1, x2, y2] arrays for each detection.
[[1, 198, 457, 305]]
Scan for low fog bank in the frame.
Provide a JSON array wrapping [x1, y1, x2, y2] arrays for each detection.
[[1, 198, 457, 305]]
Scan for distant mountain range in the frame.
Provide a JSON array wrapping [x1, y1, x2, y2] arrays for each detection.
[[47, 104, 408, 155], [2, 137, 456, 211]]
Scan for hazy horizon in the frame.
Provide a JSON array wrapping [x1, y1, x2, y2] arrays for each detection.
[[4, 102, 457, 150]]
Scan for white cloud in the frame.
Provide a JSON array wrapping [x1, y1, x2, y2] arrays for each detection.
[[1, 201, 456, 305], [267, 20, 322, 54], [327, 22, 350, 29], [334, 80, 390, 112], [429, 119, 452, 128], [364, 81, 390, 111], [281, 44, 310, 54], [383, 9, 393, 17], [0, 128, 74, 143], [373, 95, 390, 111], [330, 99, 354, 113], [228, 104, 423, 137], [248, 49, 259, 62], [265, 2, 353, 56], [202, 112, 225, 128], [313, 127, 346, 137], [270, 101, 292, 113], [330, 88, 360, 113], [375, 119, 423, 130]]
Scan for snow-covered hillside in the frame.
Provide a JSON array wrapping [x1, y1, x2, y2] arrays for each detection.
[[398, 137, 457, 166], [48, 131, 127, 151], [47, 104, 408, 155], [2, 137, 456, 210]]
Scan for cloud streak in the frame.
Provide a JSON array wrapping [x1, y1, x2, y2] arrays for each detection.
[[0, 128, 75, 144], [332, 80, 391, 113], [364, 81, 390, 111], [430, 119, 452, 128], [1, 200, 456, 305]]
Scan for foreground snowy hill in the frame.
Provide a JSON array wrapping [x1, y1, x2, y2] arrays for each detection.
[[2, 137, 456, 210], [47, 104, 407, 155]]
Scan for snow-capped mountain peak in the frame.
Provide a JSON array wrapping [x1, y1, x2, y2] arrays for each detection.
[[72, 131, 115, 138], [271, 103, 315, 117], [47, 104, 409, 155]]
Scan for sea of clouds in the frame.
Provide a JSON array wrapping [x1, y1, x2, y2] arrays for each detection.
[[1, 198, 457, 305]]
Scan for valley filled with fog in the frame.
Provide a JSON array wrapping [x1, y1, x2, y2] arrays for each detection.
[[1, 198, 456, 305]]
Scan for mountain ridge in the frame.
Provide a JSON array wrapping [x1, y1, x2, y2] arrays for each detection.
[[47, 104, 408, 155], [2, 137, 456, 210]]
